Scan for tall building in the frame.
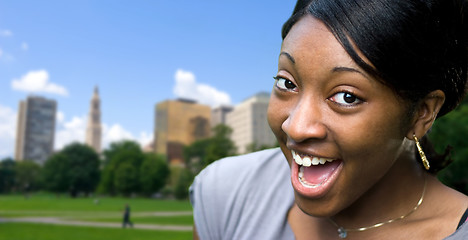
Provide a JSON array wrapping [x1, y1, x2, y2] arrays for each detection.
[[15, 96, 57, 165], [154, 99, 211, 165], [211, 105, 233, 127], [85, 86, 102, 153], [226, 92, 276, 154]]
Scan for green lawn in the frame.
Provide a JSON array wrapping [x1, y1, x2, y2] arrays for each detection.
[[0, 193, 194, 240], [0, 223, 192, 240], [0, 193, 192, 212]]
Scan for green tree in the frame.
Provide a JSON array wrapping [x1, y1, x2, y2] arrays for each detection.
[[42, 143, 100, 197], [460, 95, 468, 106], [114, 162, 139, 197], [97, 165, 115, 195], [184, 124, 236, 174], [42, 153, 70, 195], [205, 124, 237, 163], [140, 153, 170, 196], [245, 141, 278, 153], [65, 143, 100, 197], [429, 104, 468, 194], [0, 158, 16, 193], [15, 160, 42, 195], [102, 140, 143, 167], [98, 140, 144, 196], [161, 166, 183, 198], [184, 138, 211, 174], [174, 168, 193, 200]]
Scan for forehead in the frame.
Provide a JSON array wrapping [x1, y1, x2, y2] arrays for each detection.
[[280, 15, 364, 73]]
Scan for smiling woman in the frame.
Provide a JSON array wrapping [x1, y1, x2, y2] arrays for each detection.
[[190, 0, 468, 239]]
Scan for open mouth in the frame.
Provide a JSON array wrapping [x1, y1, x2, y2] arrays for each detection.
[[290, 149, 343, 197]]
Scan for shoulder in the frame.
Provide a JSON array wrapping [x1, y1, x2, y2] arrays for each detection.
[[191, 148, 290, 208], [425, 178, 468, 239], [194, 148, 286, 184], [190, 148, 294, 240], [445, 220, 468, 240]]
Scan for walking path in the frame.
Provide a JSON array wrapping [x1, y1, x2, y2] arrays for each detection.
[[0, 210, 193, 217], [0, 211, 193, 231]]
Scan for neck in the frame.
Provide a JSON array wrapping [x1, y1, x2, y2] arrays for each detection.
[[331, 151, 426, 231], [288, 142, 430, 239]]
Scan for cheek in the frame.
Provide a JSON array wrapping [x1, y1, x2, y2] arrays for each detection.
[[333, 110, 406, 167], [328, 114, 407, 206], [267, 94, 288, 141]]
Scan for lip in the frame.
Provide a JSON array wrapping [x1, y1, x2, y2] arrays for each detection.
[[289, 149, 343, 198]]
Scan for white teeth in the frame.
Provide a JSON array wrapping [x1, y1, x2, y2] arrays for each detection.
[[292, 150, 303, 165], [291, 150, 335, 167]]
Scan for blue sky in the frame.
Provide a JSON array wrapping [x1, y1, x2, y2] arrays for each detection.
[[0, 1, 296, 158]]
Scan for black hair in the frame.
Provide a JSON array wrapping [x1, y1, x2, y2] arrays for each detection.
[[282, 0, 468, 173]]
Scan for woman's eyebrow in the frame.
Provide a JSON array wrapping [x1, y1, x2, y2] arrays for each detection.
[[280, 51, 295, 64], [332, 66, 370, 80]]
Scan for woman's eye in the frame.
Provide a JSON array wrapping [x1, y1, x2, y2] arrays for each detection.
[[329, 92, 363, 106], [274, 77, 297, 92]]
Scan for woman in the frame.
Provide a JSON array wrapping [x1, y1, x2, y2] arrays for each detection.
[[190, 0, 468, 239]]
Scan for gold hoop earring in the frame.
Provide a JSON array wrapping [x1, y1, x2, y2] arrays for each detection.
[[413, 134, 430, 170]]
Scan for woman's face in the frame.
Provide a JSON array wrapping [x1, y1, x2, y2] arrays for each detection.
[[267, 15, 411, 216]]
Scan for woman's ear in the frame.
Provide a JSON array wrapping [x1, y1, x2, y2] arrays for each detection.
[[406, 90, 445, 140]]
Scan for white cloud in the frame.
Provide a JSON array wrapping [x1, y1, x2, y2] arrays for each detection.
[[21, 42, 29, 51], [101, 125, 153, 151], [54, 115, 86, 150], [0, 30, 12, 37], [55, 116, 151, 150], [137, 131, 153, 148], [53, 112, 153, 152], [11, 70, 69, 96], [173, 69, 231, 108], [0, 103, 152, 155], [0, 105, 17, 159], [56, 111, 65, 124], [102, 123, 134, 147], [0, 48, 3, 58]]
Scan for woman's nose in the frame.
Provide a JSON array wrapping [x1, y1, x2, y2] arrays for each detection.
[[281, 97, 327, 143]]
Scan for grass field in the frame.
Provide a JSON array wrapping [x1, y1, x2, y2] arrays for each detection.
[[0, 223, 192, 240], [0, 193, 192, 211], [0, 193, 193, 240]]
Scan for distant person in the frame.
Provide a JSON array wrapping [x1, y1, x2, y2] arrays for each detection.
[[122, 203, 133, 228]]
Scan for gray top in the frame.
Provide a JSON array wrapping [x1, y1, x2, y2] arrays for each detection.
[[190, 148, 295, 240], [447, 218, 468, 240], [190, 148, 468, 240]]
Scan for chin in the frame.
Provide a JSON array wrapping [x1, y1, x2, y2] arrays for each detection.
[[293, 190, 345, 218]]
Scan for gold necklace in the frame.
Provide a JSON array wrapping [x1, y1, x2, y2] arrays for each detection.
[[328, 177, 427, 239]]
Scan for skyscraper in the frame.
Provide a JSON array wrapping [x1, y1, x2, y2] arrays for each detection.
[[86, 86, 102, 154], [226, 92, 276, 154], [154, 99, 211, 165], [211, 105, 233, 127], [15, 96, 57, 165]]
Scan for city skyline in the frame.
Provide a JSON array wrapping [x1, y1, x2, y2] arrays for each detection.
[[14, 96, 56, 165], [0, 1, 296, 159], [85, 86, 102, 154]]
